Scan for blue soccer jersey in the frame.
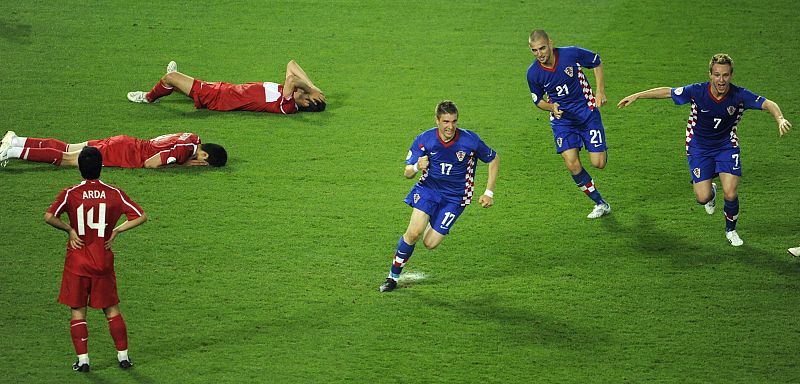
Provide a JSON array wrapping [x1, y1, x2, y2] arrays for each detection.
[[671, 82, 765, 153], [405, 128, 497, 206], [526, 46, 601, 125]]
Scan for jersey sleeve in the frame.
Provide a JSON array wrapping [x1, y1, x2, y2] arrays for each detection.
[[474, 135, 497, 163], [526, 67, 545, 105], [671, 83, 698, 105], [574, 47, 601, 69], [115, 189, 145, 221], [738, 87, 767, 110], [405, 134, 426, 166], [159, 145, 195, 166], [47, 188, 70, 216]]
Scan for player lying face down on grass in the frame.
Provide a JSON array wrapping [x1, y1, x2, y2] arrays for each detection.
[[127, 59, 326, 114], [1, 131, 227, 168], [379, 100, 500, 292]]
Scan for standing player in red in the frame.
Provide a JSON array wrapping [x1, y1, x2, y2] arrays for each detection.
[[0, 131, 227, 168], [44, 146, 148, 372], [126, 59, 326, 114]]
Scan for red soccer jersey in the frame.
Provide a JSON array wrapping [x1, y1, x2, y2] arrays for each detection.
[[47, 179, 145, 277], [88, 132, 200, 168], [191, 81, 298, 114]]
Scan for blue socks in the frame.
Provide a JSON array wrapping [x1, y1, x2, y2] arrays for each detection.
[[389, 236, 415, 280], [572, 168, 605, 205], [724, 197, 739, 232]]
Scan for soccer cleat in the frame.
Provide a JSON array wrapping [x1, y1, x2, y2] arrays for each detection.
[[119, 359, 133, 369], [788, 246, 800, 257], [379, 278, 397, 292], [127, 91, 151, 103], [705, 183, 717, 214], [725, 230, 743, 247], [0, 130, 14, 167], [587, 203, 611, 219], [72, 362, 90, 372], [166, 61, 177, 74]]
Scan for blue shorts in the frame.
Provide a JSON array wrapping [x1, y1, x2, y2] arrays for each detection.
[[687, 146, 742, 183], [552, 109, 606, 154], [403, 185, 465, 236]]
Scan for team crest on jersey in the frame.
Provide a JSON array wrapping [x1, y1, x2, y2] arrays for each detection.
[[456, 151, 466, 162], [727, 106, 736, 116], [557, 137, 563, 147], [564, 67, 573, 77], [693, 167, 701, 178], [413, 193, 420, 204], [674, 87, 684, 96]]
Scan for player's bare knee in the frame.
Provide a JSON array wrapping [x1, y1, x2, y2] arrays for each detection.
[[403, 231, 421, 245], [592, 159, 607, 169], [162, 72, 177, 85], [423, 240, 439, 250], [723, 191, 738, 201]]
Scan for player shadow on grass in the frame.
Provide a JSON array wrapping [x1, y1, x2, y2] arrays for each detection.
[[0, 20, 32, 44], [415, 293, 608, 348], [600, 213, 800, 276]]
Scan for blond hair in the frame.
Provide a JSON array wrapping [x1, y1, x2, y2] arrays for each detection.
[[709, 53, 734, 73]]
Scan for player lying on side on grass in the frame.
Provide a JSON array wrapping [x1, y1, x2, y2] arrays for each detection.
[[127, 60, 326, 114], [0, 131, 226, 168]]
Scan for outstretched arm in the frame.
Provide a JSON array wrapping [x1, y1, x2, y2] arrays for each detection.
[[44, 212, 83, 249], [617, 87, 672, 108], [593, 64, 607, 107], [761, 99, 792, 137], [479, 155, 500, 208], [282, 60, 325, 103]]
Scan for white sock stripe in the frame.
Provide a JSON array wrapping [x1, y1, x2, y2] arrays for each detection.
[[71, 321, 87, 327]]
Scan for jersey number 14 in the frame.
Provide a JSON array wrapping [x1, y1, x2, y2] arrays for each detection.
[[76, 203, 106, 237]]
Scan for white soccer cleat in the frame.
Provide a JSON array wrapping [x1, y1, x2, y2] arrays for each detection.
[[788, 246, 800, 257], [705, 182, 717, 215], [0, 130, 14, 167], [587, 203, 611, 219], [166, 61, 177, 74], [127, 91, 150, 103], [725, 230, 743, 247]]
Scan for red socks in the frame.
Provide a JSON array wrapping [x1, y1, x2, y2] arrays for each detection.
[[107, 314, 128, 351], [146, 80, 173, 102], [23, 138, 68, 151], [20, 148, 63, 165], [70, 320, 89, 355]]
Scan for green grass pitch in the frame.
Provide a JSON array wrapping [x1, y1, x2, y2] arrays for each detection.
[[1, 1, 799, 382]]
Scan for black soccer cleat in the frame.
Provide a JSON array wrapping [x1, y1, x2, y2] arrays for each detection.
[[379, 278, 397, 292], [72, 362, 90, 372], [119, 359, 133, 369]]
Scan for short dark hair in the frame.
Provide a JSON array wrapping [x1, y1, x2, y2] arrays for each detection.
[[435, 100, 458, 119], [79, 146, 102, 180], [201, 143, 227, 167], [298, 101, 326, 112]]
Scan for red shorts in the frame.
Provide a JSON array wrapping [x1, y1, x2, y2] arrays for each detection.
[[190, 80, 229, 110], [58, 269, 119, 309], [87, 135, 143, 168]]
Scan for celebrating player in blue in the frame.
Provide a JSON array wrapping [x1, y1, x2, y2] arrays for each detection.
[[379, 100, 500, 292], [526, 30, 611, 219], [617, 53, 792, 246]]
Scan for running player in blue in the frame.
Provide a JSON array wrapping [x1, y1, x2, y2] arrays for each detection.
[[526, 30, 611, 219], [379, 100, 500, 292], [617, 53, 792, 246]]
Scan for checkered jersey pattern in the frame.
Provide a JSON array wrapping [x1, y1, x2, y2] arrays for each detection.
[[729, 103, 745, 148], [685, 101, 698, 154], [461, 153, 476, 206], [577, 65, 596, 111]]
